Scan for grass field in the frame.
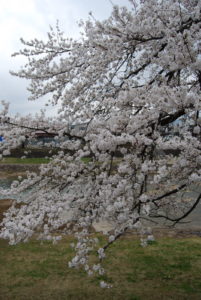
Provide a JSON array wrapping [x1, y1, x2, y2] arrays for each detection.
[[1, 235, 201, 300], [0, 157, 91, 164], [0, 157, 50, 164]]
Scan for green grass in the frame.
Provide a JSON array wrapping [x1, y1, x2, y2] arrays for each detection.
[[0, 157, 50, 164], [1, 157, 92, 164], [1, 235, 201, 299], [80, 157, 92, 163]]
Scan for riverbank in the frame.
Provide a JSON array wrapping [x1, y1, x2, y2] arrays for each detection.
[[0, 157, 45, 179], [0, 163, 40, 172]]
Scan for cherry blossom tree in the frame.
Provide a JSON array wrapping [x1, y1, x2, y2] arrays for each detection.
[[0, 0, 201, 286]]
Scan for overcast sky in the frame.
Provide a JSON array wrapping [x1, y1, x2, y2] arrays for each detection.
[[0, 0, 129, 116]]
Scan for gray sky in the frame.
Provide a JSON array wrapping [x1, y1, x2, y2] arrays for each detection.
[[0, 0, 129, 116]]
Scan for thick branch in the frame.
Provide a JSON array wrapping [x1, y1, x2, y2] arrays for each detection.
[[151, 193, 201, 226], [159, 109, 186, 126], [152, 184, 187, 204]]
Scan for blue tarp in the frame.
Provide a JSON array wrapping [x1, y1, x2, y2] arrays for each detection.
[[0, 136, 4, 142]]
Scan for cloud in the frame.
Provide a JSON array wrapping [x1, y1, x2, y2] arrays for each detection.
[[0, 0, 131, 116], [0, 0, 45, 54]]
